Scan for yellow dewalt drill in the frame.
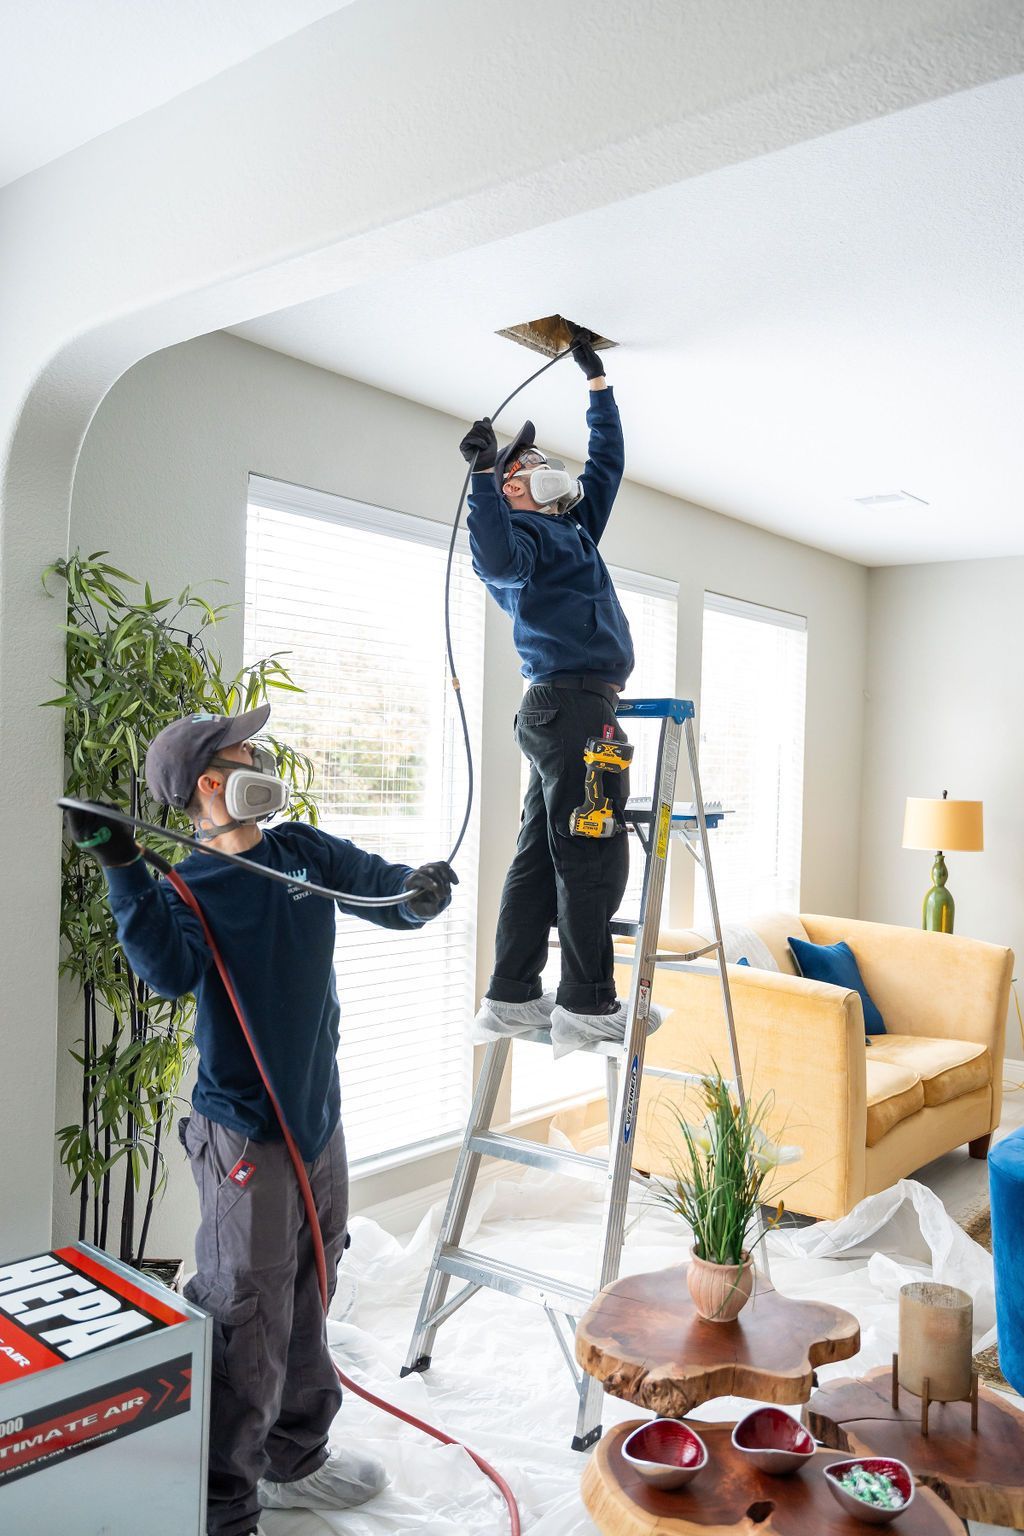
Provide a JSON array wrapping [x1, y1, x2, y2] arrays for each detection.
[[569, 729, 634, 839]]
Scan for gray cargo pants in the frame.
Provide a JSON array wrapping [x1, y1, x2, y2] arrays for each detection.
[[180, 1110, 350, 1536]]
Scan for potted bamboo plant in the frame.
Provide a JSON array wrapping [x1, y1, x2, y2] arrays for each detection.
[[44, 551, 317, 1277], [655, 1072, 802, 1322]]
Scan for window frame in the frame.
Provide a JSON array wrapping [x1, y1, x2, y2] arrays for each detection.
[[694, 589, 808, 924]]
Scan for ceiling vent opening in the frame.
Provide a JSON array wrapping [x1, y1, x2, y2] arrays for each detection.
[[853, 490, 930, 508], [496, 313, 617, 359]]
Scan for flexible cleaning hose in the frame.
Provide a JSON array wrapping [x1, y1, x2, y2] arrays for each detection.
[[59, 340, 575, 906], [155, 852, 523, 1535], [443, 340, 575, 861]]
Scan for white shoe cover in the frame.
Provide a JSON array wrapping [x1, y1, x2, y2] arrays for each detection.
[[470, 992, 557, 1042], [258, 1448, 388, 1511], [550, 1001, 666, 1059]]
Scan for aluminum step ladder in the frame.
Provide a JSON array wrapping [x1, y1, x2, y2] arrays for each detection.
[[401, 698, 755, 1450]]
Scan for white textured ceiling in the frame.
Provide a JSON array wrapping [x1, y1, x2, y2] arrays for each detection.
[[1, 0, 355, 186], [234, 74, 1024, 568]]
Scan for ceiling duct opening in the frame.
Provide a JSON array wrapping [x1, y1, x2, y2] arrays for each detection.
[[496, 313, 617, 359]]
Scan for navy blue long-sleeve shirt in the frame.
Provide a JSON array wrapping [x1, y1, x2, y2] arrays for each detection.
[[466, 387, 634, 686], [104, 822, 431, 1161]]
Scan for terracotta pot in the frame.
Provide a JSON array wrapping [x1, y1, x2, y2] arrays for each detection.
[[687, 1246, 755, 1322]]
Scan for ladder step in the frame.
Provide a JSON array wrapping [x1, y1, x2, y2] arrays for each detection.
[[437, 1245, 594, 1314], [469, 1131, 650, 1184]]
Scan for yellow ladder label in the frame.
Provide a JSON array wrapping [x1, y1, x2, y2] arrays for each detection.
[[655, 802, 672, 860]]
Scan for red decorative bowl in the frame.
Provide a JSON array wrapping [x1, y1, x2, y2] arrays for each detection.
[[731, 1407, 815, 1475], [824, 1458, 915, 1524], [622, 1419, 709, 1491]]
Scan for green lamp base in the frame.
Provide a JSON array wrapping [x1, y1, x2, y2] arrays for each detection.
[[923, 851, 955, 934]]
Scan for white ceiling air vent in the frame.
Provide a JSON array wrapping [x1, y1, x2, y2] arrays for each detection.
[[853, 490, 930, 508]]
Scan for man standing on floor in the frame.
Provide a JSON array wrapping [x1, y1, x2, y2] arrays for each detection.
[[65, 704, 455, 1536], [460, 334, 639, 1053]]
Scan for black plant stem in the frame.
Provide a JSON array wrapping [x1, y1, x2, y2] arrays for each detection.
[[90, 983, 101, 1246], [134, 1116, 163, 1269], [79, 976, 92, 1242]]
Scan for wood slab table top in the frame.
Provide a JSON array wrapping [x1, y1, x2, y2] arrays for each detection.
[[808, 1363, 1024, 1528], [581, 1420, 963, 1535], [576, 1265, 860, 1418]]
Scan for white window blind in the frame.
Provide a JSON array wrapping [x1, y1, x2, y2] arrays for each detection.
[[511, 569, 679, 1117], [693, 592, 807, 925], [244, 476, 483, 1169]]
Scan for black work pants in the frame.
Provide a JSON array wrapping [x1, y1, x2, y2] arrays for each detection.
[[489, 683, 630, 1012]]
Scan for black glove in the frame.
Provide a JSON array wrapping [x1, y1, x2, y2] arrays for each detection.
[[459, 418, 497, 470], [570, 331, 605, 381], [402, 861, 458, 919], [64, 801, 140, 868]]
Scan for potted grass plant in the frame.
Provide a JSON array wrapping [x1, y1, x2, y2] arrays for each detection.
[[654, 1072, 802, 1322]]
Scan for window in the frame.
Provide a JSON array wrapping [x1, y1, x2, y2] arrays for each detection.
[[510, 567, 679, 1118], [244, 476, 484, 1170], [693, 593, 807, 924]]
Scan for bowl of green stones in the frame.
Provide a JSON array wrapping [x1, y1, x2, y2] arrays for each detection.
[[824, 1458, 914, 1524]]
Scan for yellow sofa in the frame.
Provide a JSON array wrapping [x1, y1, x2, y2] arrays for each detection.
[[623, 913, 1014, 1221]]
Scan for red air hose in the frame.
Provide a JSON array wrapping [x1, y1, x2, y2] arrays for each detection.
[[163, 867, 522, 1536]]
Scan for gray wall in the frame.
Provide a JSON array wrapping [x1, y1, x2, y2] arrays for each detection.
[[860, 559, 1022, 991], [60, 330, 868, 1261]]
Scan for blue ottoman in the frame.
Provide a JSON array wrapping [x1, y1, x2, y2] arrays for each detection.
[[990, 1128, 1024, 1396]]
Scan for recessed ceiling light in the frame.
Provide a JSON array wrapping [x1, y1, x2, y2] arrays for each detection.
[[853, 490, 930, 508]]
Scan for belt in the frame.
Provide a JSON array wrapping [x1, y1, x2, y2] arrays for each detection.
[[533, 674, 622, 703]]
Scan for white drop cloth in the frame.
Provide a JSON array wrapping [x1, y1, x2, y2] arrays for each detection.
[[254, 1159, 1005, 1536]]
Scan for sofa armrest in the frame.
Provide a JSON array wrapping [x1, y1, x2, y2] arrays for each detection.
[[799, 914, 1014, 1139], [621, 960, 869, 1220]]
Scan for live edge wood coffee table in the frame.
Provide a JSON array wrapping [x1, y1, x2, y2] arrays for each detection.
[[575, 1265, 861, 1418], [582, 1420, 963, 1535], [576, 1265, 868, 1536], [808, 1363, 1024, 1529]]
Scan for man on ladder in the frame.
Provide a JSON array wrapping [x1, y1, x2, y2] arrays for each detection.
[[459, 333, 647, 1052]]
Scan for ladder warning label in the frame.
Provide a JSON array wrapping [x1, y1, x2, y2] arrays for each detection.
[[0, 1354, 192, 1486], [655, 803, 671, 860], [0, 1249, 186, 1385]]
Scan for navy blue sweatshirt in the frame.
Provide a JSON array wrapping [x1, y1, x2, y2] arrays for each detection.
[[467, 387, 634, 687], [103, 822, 431, 1161]]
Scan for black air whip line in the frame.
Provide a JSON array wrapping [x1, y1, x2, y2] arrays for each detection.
[[443, 342, 574, 861], [60, 341, 575, 904]]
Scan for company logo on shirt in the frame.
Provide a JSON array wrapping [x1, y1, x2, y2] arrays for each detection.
[[284, 868, 309, 902]]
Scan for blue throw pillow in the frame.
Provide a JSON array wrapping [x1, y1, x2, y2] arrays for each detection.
[[788, 936, 886, 1036]]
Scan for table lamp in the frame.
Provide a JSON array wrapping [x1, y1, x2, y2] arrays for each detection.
[[902, 792, 983, 933]]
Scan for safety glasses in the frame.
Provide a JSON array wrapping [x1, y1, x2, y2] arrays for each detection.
[[208, 741, 277, 776]]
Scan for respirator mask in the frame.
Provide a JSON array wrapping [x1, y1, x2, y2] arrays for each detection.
[[197, 743, 290, 838], [503, 450, 583, 515]]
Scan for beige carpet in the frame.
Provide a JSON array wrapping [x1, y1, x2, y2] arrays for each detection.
[[957, 1196, 1010, 1392]]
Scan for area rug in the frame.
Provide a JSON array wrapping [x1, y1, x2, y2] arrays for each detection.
[[957, 1196, 1011, 1392]]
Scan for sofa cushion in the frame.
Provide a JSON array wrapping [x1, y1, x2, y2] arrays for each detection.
[[865, 1060, 926, 1146], [867, 1034, 991, 1107], [658, 916, 807, 973], [788, 936, 886, 1035], [747, 913, 808, 974]]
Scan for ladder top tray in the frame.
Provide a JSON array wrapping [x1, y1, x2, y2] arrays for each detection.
[[625, 798, 728, 830]]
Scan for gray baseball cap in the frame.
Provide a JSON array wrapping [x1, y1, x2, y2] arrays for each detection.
[[145, 704, 271, 809]]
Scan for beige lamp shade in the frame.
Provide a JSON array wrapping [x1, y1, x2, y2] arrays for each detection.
[[903, 797, 984, 852]]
